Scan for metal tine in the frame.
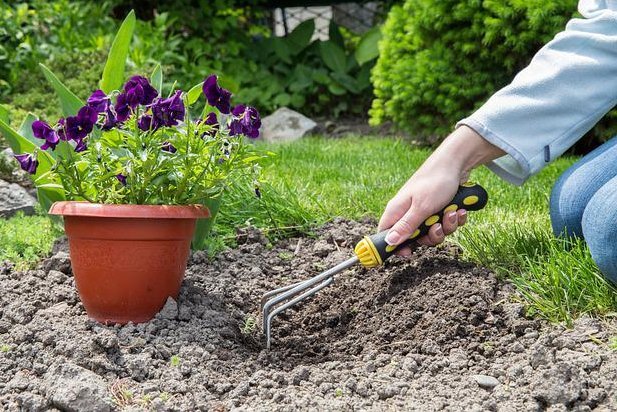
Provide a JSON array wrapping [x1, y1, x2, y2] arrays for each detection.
[[261, 256, 359, 348], [260, 279, 307, 309], [265, 277, 334, 349], [261, 275, 329, 334]]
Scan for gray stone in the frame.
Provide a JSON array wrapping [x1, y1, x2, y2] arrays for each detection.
[[45, 362, 112, 412], [0, 179, 36, 218], [259, 107, 316, 143], [41, 251, 72, 274], [472, 374, 500, 389], [292, 366, 310, 385], [157, 297, 178, 320]]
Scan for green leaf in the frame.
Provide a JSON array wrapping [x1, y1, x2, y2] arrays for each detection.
[[328, 82, 346, 96], [192, 196, 222, 250], [287, 19, 315, 53], [346, 54, 358, 72], [39, 64, 84, 117], [319, 41, 347, 74], [355, 26, 382, 66], [273, 37, 292, 64], [0, 104, 9, 125], [151, 64, 163, 94], [273, 93, 291, 106], [17, 113, 41, 148], [37, 185, 66, 216], [36, 183, 65, 189], [331, 72, 360, 94], [312, 70, 331, 85], [0, 118, 56, 183], [100, 10, 136, 93], [356, 63, 372, 91], [329, 21, 345, 48], [187, 81, 204, 105], [290, 93, 305, 108]]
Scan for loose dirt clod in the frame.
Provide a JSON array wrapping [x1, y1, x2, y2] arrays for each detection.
[[1, 218, 616, 411]]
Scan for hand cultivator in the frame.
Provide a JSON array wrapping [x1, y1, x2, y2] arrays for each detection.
[[261, 182, 488, 349]]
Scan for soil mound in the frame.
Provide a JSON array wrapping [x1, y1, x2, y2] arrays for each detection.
[[0, 218, 616, 411]]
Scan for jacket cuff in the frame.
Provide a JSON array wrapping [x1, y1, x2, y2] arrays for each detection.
[[456, 118, 532, 186]]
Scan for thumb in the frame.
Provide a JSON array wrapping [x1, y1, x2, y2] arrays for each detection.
[[384, 206, 425, 246]]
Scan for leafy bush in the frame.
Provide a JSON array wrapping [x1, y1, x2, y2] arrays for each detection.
[[237, 21, 380, 117], [370, 0, 578, 143], [0, 0, 114, 96], [1, 0, 383, 129], [113, 0, 381, 117]]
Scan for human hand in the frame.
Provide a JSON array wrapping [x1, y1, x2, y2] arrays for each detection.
[[377, 165, 468, 256], [378, 125, 504, 256]]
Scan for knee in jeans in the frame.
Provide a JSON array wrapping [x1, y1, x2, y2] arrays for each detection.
[[582, 189, 617, 284], [550, 171, 586, 238]]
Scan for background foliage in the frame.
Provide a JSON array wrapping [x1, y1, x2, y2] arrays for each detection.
[[0, 0, 381, 129], [369, 0, 617, 148]]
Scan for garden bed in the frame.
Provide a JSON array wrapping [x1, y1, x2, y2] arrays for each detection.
[[1, 219, 616, 411]]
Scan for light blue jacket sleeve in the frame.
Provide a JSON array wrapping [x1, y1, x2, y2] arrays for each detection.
[[456, 0, 617, 185]]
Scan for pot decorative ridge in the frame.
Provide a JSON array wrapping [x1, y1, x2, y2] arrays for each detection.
[[50, 201, 210, 324]]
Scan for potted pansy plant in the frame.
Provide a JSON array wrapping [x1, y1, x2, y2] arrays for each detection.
[[0, 11, 269, 323], [10, 73, 264, 324]]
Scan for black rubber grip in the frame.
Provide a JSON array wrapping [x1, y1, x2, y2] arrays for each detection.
[[368, 182, 488, 263]]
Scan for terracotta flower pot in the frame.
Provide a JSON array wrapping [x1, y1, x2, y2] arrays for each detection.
[[49, 201, 210, 324]]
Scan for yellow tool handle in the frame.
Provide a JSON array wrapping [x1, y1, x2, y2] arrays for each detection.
[[354, 182, 488, 268]]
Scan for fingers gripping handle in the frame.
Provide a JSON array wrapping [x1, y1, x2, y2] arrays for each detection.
[[353, 182, 488, 268]]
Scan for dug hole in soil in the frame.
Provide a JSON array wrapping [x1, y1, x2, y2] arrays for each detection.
[[1, 218, 616, 411]]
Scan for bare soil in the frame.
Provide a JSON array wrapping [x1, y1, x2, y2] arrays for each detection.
[[1, 218, 616, 411]]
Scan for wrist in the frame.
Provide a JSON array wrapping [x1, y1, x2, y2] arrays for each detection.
[[428, 125, 505, 179]]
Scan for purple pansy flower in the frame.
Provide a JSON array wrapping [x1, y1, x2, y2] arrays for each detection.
[[14, 153, 38, 174], [137, 115, 153, 131], [56, 118, 69, 141], [151, 91, 185, 129], [116, 174, 127, 186], [229, 104, 261, 139], [197, 112, 219, 138], [74, 138, 87, 153], [205, 112, 218, 126], [65, 106, 98, 142], [202, 75, 231, 114], [161, 142, 177, 153], [101, 107, 119, 130], [115, 93, 132, 122], [32, 120, 60, 151], [205, 111, 219, 135], [123, 75, 158, 106], [87, 90, 111, 113]]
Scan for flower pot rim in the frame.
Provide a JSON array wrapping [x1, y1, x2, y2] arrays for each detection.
[[48, 201, 210, 219]]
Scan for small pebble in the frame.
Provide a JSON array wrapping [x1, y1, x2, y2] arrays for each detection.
[[472, 374, 500, 389]]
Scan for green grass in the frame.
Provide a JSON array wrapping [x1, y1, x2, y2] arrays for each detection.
[[2, 135, 615, 325], [0, 212, 62, 269]]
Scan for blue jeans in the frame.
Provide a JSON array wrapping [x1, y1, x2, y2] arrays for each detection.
[[550, 137, 617, 283]]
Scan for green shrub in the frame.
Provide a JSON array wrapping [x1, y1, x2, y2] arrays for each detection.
[[236, 21, 379, 118], [370, 0, 578, 143], [0, 0, 114, 97]]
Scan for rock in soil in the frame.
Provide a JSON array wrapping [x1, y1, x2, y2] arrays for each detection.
[[0, 178, 36, 218], [259, 107, 317, 143], [1, 218, 616, 411]]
